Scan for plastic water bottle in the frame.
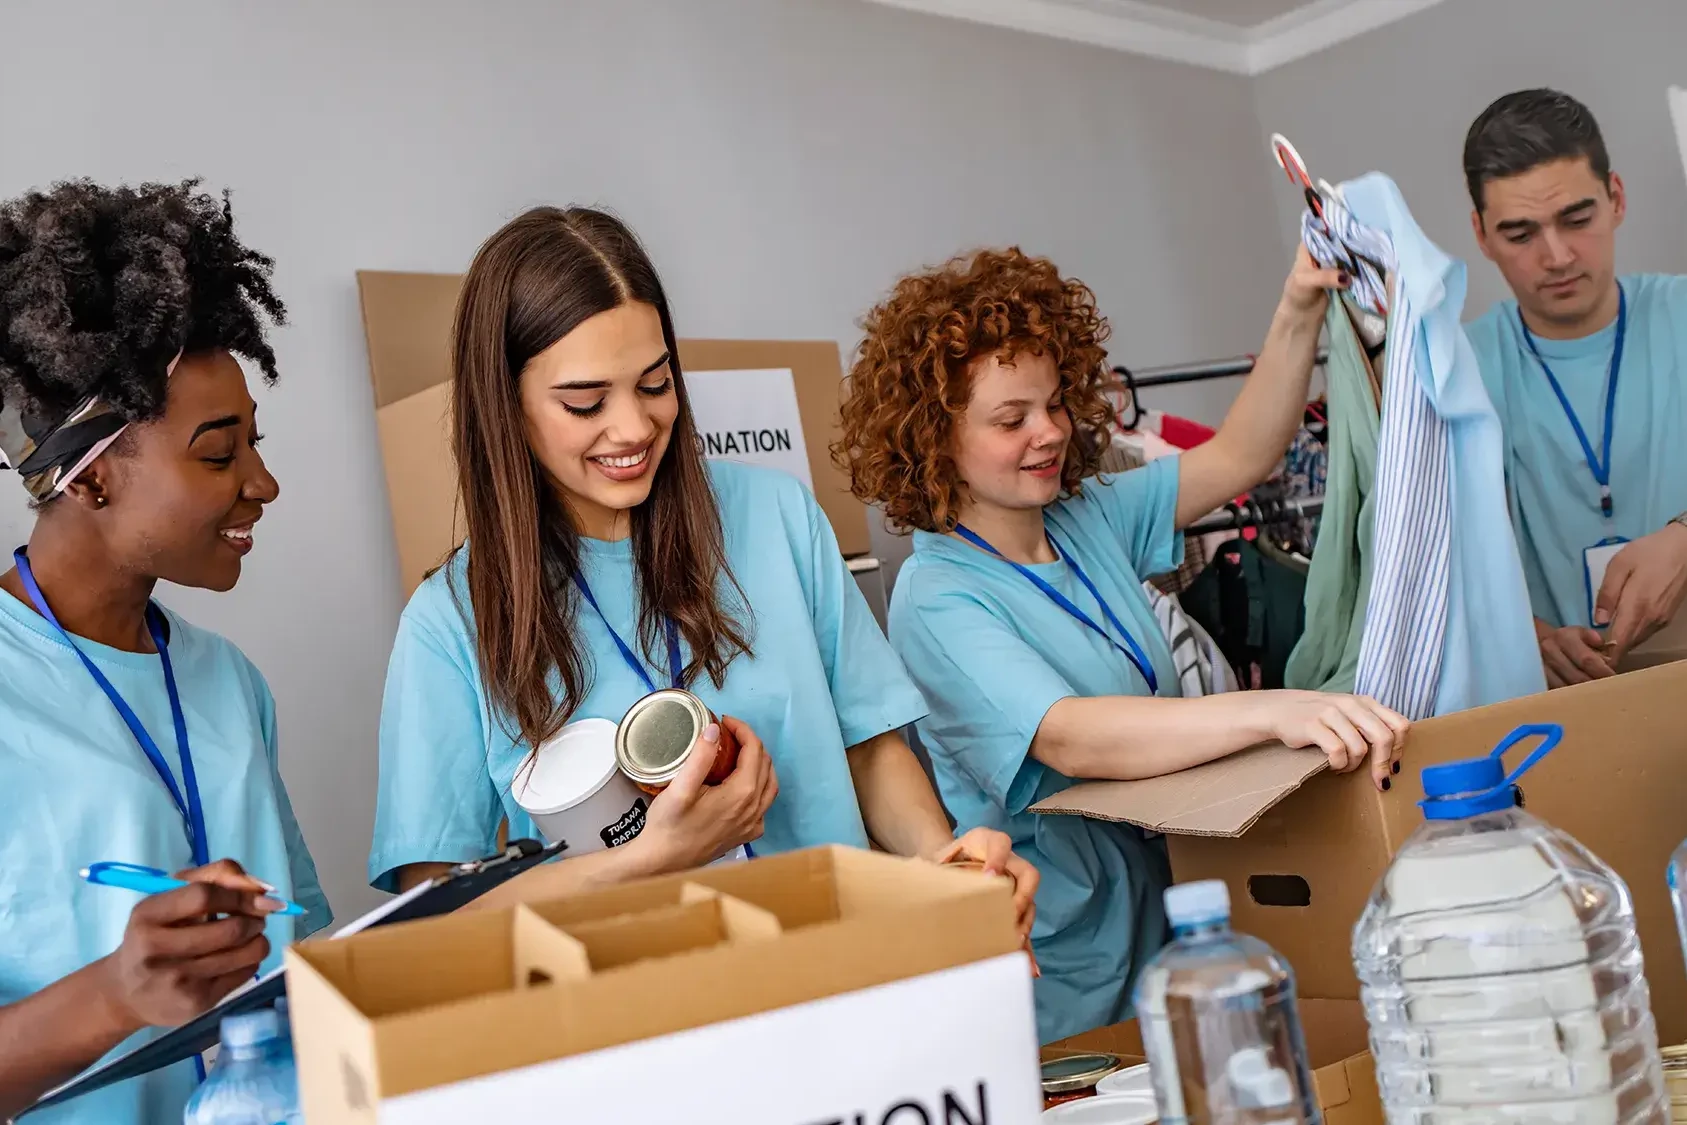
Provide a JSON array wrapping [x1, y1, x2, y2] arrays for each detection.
[[1354, 723, 1665, 1125], [1134, 880, 1320, 1125], [183, 1009, 302, 1125]]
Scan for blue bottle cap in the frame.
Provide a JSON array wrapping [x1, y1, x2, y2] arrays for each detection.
[[1419, 724, 1561, 821]]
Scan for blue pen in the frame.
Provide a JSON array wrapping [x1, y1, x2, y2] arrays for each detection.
[[80, 861, 305, 917]]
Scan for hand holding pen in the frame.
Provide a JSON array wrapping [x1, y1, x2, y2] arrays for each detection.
[[88, 859, 285, 1032]]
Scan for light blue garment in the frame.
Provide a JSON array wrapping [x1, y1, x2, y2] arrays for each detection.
[[0, 587, 329, 1125], [1467, 274, 1687, 628], [369, 461, 928, 890], [889, 458, 1183, 1044], [1338, 173, 1546, 714]]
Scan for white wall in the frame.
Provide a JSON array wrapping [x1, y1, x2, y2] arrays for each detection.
[[0, 0, 1290, 919], [1250, 0, 1687, 314]]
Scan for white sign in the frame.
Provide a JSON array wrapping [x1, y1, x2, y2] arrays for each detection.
[[380, 953, 1042, 1124], [684, 367, 813, 487]]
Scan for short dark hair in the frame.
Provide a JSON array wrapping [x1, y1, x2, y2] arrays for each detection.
[[1463, 89, 1611, 213]]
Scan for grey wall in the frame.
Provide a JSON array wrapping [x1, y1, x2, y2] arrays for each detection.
[[1250, 0, 1687, 315], [0, 0, 1289, 919]]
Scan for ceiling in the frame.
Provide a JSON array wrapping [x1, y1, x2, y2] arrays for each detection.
[[859, 0, 1452, 74]]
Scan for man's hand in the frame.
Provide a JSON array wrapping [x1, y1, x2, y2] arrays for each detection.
[[1536, 617, 1615, 688], [1596, 522, 1687, 660]]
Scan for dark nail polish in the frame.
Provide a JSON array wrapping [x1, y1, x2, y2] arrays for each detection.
[[1392, 762, 1401, 775], [1381, 777, 1392, 792], [1337, 272, 1352, 287]]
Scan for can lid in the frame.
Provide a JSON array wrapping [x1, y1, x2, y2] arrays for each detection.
[[1419, 724, 1561, 821], [1041, 1053, 1122, 1094], [514, 718, 621, 816], [617, 690, 706, 783]]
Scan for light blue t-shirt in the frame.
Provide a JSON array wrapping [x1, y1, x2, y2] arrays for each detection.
[[1468, 274, 1687, 628], [0, 587, 330, 1125], [888, 458, 1183, 1044], [369, 460, 929, 890]]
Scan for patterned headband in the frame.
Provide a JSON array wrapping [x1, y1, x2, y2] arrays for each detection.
[[0, 351, 183, 501]]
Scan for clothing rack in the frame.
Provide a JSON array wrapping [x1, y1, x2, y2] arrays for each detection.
[[1115, 351, 1330, 389], [1185, 494, 1324, 535]]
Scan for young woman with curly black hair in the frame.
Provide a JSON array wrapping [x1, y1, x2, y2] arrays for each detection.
[[835, 246, 1409, 1042], [0, 180, 329, 1123]]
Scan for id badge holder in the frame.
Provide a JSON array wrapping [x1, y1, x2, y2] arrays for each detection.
[[1583, 537, 1630, 628]]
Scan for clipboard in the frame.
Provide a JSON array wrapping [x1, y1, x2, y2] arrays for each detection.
[[23, 837, 567, 1117]]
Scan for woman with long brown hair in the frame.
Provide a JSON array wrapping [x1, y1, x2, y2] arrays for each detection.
[[368, 207, 1036, 926]]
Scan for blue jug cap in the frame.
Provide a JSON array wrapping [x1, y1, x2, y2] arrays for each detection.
[[1419, 724, 1561, 820]]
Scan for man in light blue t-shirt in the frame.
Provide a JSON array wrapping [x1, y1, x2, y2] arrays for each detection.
[[1462, 89, 1687, 687]]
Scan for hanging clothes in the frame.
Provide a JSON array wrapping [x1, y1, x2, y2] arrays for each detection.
[[1285, 300, 1380, 693], [1180, 538, 1308, 691], [1144, 583, 1237, 697], [1302, 175, 1543, 717]]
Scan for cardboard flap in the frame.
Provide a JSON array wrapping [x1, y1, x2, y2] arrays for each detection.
[[511, 907, 590, 988], [1031, 743, 1329, 837]]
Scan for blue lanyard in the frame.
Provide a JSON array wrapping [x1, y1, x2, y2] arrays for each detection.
[[571, 572, 682, 692], [952, 524, 1159, 695], [14, 547, 208, 869], [1518, 284, 1626, 519]]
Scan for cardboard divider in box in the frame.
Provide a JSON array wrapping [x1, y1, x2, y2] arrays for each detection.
[[286, 846, 1042, 1124], [1043, 1000, 1381, 1125], [1032, 661, 1687, 1044]]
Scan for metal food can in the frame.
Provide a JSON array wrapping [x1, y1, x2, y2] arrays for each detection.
[[615, 687, 739, 794]]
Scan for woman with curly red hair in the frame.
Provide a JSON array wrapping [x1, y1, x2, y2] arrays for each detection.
[[837, 245, 1410, 1042]]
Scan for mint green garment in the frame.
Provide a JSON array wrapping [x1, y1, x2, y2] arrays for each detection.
[[1285, 301, 1380, 693]]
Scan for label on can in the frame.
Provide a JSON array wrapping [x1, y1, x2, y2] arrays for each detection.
[[600, 797, 650, 850]]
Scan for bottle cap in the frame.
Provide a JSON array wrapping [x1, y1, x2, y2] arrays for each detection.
[[220, 1009, 281, 1051], [1420, 724, 1561, 821], [1165, 880, 1229, 928]]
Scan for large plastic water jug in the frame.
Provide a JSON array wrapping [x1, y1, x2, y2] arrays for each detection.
[[1353, 724, 1665, 1125]]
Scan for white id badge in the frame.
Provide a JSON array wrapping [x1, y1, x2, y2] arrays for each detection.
[[1583, 539, 1629, 627]]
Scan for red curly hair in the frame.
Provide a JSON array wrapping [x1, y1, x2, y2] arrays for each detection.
[[835, 247, 1116, 534]]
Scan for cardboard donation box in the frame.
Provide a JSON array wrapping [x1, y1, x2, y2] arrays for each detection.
[[357, 271, 871, 597], [1045, 1000, 1382, 1125], [285, 846, 1041, 1123], [1034, 661, 1687, 1044]]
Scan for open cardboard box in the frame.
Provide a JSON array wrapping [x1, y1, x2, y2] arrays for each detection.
[[357, 271, 870, 596], [1034, 661, 1687, 1043], [1044, 1000, 1380, 1125], [286, 846, 1041, 1123]]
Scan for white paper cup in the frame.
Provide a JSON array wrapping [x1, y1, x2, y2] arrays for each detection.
[[1042, 1092, 1157, 1125], [1095, 1065, 1153, 1100], [513, 718, 650, 855]]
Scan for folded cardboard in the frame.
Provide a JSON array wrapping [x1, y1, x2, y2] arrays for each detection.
[[1035, 662, 1687, 1044], [286, 846, 1040, 1123], [1043, 999, 1381, 1125], [357, 271, 870, 596]]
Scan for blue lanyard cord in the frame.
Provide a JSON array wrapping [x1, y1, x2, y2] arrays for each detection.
[[570, 571, 682, 693], [952, 524, 1159, 695], [1518, 284, 1626, 518], [13, 547, 209, 868]]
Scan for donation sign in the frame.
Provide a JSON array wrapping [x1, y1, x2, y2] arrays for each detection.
[[684, 367, 813, 487]]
